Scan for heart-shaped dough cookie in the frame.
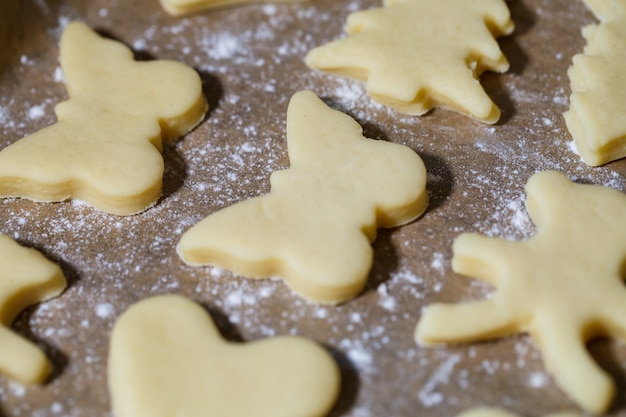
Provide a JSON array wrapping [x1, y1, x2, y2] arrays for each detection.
[[108, 295, 341, 417]]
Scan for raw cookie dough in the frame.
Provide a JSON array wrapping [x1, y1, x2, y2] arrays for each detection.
[[564, 3, 626, 166], [581, 0, 626, 20], [0, 22, 207, 215], [108, 294, 341, 417], [456, 408, 582, 417], [160, 0, 305, 16], [177, 90, 428, 303], [415, 171, 626, 414], [0, 234, 66, 385], [305, 0, 513, 123]]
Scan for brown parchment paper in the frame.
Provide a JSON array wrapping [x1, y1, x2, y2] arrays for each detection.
[[1, 0, 626, 416]]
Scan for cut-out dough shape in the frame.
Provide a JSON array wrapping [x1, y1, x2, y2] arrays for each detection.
[[415, 170, 626, 414], [108, 294, 341, 417], [581, 0, 626, 21], [0, 22, 207, 215], [160, 0, 304, 16], [0, 234, 66, 384], [305, 0, 513, 123], [564, 5, 626, 166], [456, 408, 582, 417], [177, 90, 428, 303]]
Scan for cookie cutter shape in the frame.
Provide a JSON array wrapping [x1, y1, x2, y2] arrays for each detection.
[[108, 295, 340, 417], [305, 0, 513, 123], [0, 22, 207, 215], [0, 234, 66, 384], [564, 10, 626, 166], [416, 171, 626, 413], [160, 0, 305, 16], [177, 90, 428, 304]]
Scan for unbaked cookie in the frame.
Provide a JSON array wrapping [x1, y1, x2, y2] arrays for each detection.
[[581, 0, 626, 20], [0, 22, 207, 215], [564, 6, 626, 166], [416, 170, 626, 413], [305, 0, 513, 123], [456, 407, 582, 417], [108, 294, 340, 417], [177, 90, 428, 303], [160, 0, 304, 16], [0, 234, 66, 385]]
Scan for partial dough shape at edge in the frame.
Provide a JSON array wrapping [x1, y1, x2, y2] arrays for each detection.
[[564, 17, 626, 166], [160, 0, 306, 16], [0, 235, 67, 385]]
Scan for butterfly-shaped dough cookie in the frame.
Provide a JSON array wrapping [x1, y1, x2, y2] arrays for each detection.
[[0, 22, 207, 215], [109, 295, 340, 417], [177, 90, 428, 303], [160, 0, 305, 16], [305, 0, 513, 123], [0, 234, 66, 384], [416, 171, 626, 413]]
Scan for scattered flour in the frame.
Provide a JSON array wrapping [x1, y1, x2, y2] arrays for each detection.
[[339, 338, 374, 372], [418, 354, 461, 407], [27, 104, 46, 120], [528, 371, 551, 388], [95, 303, 114, 319]]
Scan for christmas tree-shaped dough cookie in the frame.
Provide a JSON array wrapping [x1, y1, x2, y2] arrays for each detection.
[[109, 295, 340, 417], [0, 234, 66, 384], [0, 22, 207, 215], [160, 0, 304, 16], [305, 0, 513, 123], [564, 2, 626, 166], [177, 90, 428, 303], [416, 171, 626, 413]]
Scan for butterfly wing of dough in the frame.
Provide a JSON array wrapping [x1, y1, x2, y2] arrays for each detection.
[[284, 90, 428, 228], [305, 0, 513, 123], [177, 192, 377, 303], [0, 235, 66, 384], [61, 22, 207, 140], [179, 90, 427, 303], [0, 22, 207, 215]]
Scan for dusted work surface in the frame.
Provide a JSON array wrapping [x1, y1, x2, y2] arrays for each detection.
[[1, 1, 626, 416]]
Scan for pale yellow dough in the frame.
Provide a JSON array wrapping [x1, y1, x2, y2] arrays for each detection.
[[0, 234, 66, 385], [581, 0, 626, 20], [108, 295, 341, 417], [160, 0, 305, 16], [456, 407, 582, 417], [564, 4, 626, 166], [0, 22, 207, 215], [177, 90, 428, 303], [305, 0, 513, 123], [415, 171, 626, 414]]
